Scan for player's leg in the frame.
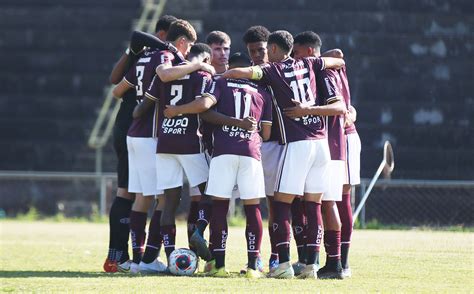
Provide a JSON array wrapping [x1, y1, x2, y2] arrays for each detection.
[[187, 187, 201, 250], [160, 187, 181, 260], [261, 142, 284, 271], [338, 184, 353, 276], [299, 193, 323, 279], [319, 200, 343, 279], [338, 132, 361, 277], [238, 155, 265, 278], [105, 131, 135, 272], [140, 196, 167, 273], [155, 153, 184, 262], [298, 139, 331, 279], [269, 192, 295, 278], [178, 153, 211, 261], [243, 198, 263, 278], [318, 160, 345, 279], [205, 155, 237, 277], [291, 196, 307, 275], [269, 141, 315, 279], [129, 194, 153, 272]]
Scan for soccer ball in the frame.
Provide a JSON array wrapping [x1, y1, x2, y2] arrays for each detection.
[[168, 248, 198, 276]]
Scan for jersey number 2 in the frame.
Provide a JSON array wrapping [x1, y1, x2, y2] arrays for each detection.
[[170, 85, 183, 105]]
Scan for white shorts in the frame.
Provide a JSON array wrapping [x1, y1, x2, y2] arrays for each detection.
[[345, 133, 361, 185], [206, 155, 266, 200], [127, 136, 163, 196], [261, 141, 284, 196], [155, 153, 209, 190], [275, 139, 330, 196], [322, 160, 345, 201]]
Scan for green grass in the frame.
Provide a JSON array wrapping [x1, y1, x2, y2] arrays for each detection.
[[1, 221, 473, 293]]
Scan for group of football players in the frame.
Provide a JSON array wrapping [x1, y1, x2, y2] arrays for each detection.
[[103, 14, 361, 280]]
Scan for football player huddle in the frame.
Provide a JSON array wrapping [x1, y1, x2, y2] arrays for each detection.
[[103, 14, 361, 280]]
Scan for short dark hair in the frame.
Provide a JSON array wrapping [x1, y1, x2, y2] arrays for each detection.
[[268, 30, 293, 54], [189, 43, 212, 57], [228, 52, 252, 68], [155, 15, 177, 33], [243, 25, 270, 44], [293, 31, 322, 49], [206, 31, 231, 45], [166, 19, 197, 42]]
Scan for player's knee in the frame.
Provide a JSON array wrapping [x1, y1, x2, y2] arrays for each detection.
[[132, 194, 153, 212]]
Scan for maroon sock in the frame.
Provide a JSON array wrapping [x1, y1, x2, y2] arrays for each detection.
[[129, 211, 147, 264], [210, 200, 229, 268], [267, 197, 278, 262], [324, 230, 341, 261], [161, 224, 176, 258], [196, 202, 213, 235], [141, 210, 162, 263], [244, 204, 262, 270], [187, 201, 199, 245], [291, 197, 307, 263], [268, 226, 278, 262], [305, 202, 323, 265], [272, 201, 291, 263], [337, 191, 353, 268]]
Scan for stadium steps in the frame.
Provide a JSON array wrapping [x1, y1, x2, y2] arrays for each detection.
[[209, 0, 474, 14], [1, 0, 139, 171]]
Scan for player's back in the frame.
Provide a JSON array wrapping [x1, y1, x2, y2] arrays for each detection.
[[125, 49, 162, 137], [259, 57, 327, 143], [209, 77, 272, 160], [154, 69, 213, 154]]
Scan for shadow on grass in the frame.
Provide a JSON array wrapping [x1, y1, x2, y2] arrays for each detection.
[[0, 271, 132, 278]]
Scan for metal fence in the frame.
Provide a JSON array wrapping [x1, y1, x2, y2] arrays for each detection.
[[355, 179, 474, 227], [0, 170, 473, 227]]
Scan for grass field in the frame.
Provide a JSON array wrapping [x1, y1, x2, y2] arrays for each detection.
[[1, 221, 472, 293]]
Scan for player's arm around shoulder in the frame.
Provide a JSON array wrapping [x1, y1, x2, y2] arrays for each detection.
[[222, 65, 263, 80], [163, 93, 216, 119], [156, 60, 215, 82], [321, 56, 345, 70]]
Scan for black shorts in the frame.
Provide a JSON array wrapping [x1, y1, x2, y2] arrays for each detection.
[[113, 102, 135, 188]]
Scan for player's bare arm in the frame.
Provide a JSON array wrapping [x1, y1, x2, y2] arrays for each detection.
[[260, 122, 272, 141], [156, 62, 215, 82], [221, 66, 256, 80], [321, 48, 344, 59], [200, 110, 257, 132], [112, 79, 134, 99], [133, 97, 155, 119], [322, 57, 345, 69], [283, 98, 346, 118], [163, 95, 216, 119], [109, 52, 136, 85]]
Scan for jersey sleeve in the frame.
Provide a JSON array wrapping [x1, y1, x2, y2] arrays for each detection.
[[257, 63, 275, 84], [204, 78, 224, 104], [317, 69, 342, 105], [144, 74, 160, 101], [308, 57, 325, 73], [260, 90, 273, 125], [196, 72, 213, 98], [154, 50, 174, 67], [124, 65, 137, 87]]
